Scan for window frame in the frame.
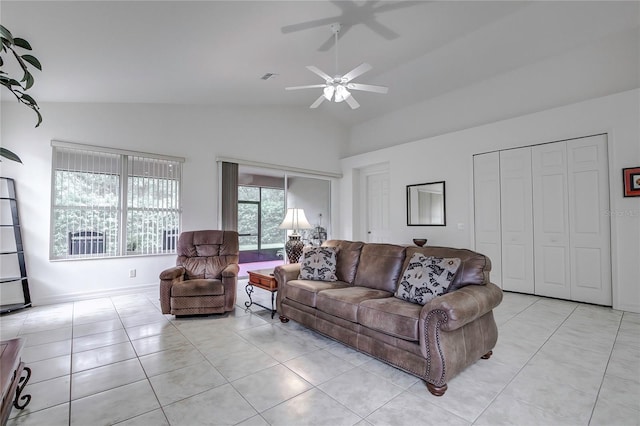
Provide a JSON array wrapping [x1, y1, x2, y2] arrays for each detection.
[[50, 140, 185, 260]]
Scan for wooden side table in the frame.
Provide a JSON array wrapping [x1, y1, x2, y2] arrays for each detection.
[[245, 269, 277, 318], [1, 338, 31, 426]]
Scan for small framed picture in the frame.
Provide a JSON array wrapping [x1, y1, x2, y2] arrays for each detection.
[[623, 167, 640, 197]]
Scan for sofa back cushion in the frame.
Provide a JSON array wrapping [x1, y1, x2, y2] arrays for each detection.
[[322, 240, 364, 284], [177, 230, 239, 280], [403, 246, 491, 292], [354, 243, 406, 292]]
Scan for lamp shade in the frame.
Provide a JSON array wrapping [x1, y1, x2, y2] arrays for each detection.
[[278, 208, 313, 232], [323, 85, 335, 101], [334, 85, 350, 102]]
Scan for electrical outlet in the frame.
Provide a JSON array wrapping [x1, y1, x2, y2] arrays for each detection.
[[129, 269, 136, 278], [457, 223, 465, 230]]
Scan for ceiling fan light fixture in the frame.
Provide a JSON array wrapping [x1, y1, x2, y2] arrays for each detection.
[[334, 84, 350, 102], [285, 23, 388, 110], [323, 85, 335, 101]]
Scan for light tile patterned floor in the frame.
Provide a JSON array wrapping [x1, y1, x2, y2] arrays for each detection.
[[1, 284, 639, 426]]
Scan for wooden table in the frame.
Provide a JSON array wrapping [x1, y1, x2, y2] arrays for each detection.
[[1, 338, 31, 426], [245, 269, 277, 318]]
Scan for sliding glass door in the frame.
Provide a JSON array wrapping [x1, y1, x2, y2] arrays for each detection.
[[238, 185, 285, 263]]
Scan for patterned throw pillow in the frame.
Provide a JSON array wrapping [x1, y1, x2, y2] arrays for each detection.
[[395, 253, 461, 305], [299, 246, 338, 281]]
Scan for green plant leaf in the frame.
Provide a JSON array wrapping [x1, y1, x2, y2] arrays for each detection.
[[0, 56, 3, 67], [7, 78, 23, 87], [0, 25, 14, 43], [21, 54, 41, 70], [0, 147, 23, 163], [24, 72, 34, 90], [21, 93, 37, 106], [13, 37, 32, 50], [34, 108, 42, 127]]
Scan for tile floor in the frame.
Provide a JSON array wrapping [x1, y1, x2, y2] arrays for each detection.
[[1, 283, 639, 426]]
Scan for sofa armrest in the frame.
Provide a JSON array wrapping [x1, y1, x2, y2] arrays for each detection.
[[418, 282, 502, 384], [159, 266, 185, 314], [274, 263, 301, 312], [420, 282, 503, 332]]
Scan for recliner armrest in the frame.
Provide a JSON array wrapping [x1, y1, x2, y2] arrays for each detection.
[[160, 266, 185, 280], [159, 266, 186, 314], [221, 263, 239, 278]]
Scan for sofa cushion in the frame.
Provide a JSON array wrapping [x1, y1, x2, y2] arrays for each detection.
[[404, 246, 491, 292], [171, 279, 224, 297], [322, 240, 364, 284], [286, 279, 348, 308], [395, 254, 461, 305], [353, 244, 406, 293], [299, 247, 338, 281], [316, 287, 392, 323], [358, 297, 422, 341]]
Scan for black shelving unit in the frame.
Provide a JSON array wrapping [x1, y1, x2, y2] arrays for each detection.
[[0, 177, 31, 314]]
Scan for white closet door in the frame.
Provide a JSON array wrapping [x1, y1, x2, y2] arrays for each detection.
[[567, 135, 611, 305], [500, 148, 534, 293], [532, 142, 571, 299], [473, 152, 502, 287]]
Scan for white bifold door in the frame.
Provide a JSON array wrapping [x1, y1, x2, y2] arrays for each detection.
[[473, 152, 502, 288], [532, 142, 571, 299], [566, 136, 611, 305], [473, 134, 611, 305], [500, 148, 535, 294]]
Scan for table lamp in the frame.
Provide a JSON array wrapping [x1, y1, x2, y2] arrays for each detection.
[[278, 208, 313, 263]]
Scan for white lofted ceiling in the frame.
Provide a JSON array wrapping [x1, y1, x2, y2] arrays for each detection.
[[1, 1, 638, 127]]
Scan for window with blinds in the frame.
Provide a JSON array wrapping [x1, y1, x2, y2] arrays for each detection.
[[51, 142, 183, 260]]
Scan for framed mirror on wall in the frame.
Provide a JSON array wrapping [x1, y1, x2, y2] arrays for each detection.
[[407, 181, 446, 226]]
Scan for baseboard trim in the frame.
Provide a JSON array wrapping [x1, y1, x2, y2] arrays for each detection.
[[33, 283, 158, 306], [616, 302, 640, 314]]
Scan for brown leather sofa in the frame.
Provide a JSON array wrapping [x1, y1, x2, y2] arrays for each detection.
[[160, 230, 239, 316], [275, 240, 503, 396]]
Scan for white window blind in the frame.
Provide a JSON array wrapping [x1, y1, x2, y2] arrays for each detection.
[[51, 142, 183, 260]]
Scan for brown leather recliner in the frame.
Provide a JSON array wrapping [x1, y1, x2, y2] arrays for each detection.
[[160, 230, 239, 316]]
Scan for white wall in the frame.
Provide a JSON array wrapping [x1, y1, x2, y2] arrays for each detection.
[[287, 176, 332, 240], [340, 89, 640, 313], [347, 27, 639, 157], [0, 102, 347, 305]]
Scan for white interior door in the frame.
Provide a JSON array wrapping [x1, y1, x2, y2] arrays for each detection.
[[473, 152, 502, 287], [567, 135, 611, 305], [532, 142, 571, 299], [362, 166, 390, 243], [500, 148, 535, 293]]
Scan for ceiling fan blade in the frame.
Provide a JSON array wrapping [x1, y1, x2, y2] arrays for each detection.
[[363, 19, 399, 41], [373, 1, 425, 14], [347, 83, 389, 94], [344, 94, 360, 109], [310, 94, 326, 109], [306, 66, 333, 82], [285, 84, 327, 91], [281, 17, 339, 34], [342, 63, 372, 82]]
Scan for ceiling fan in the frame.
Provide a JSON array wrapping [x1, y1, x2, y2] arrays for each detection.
[[285, 23, 388, 110]]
